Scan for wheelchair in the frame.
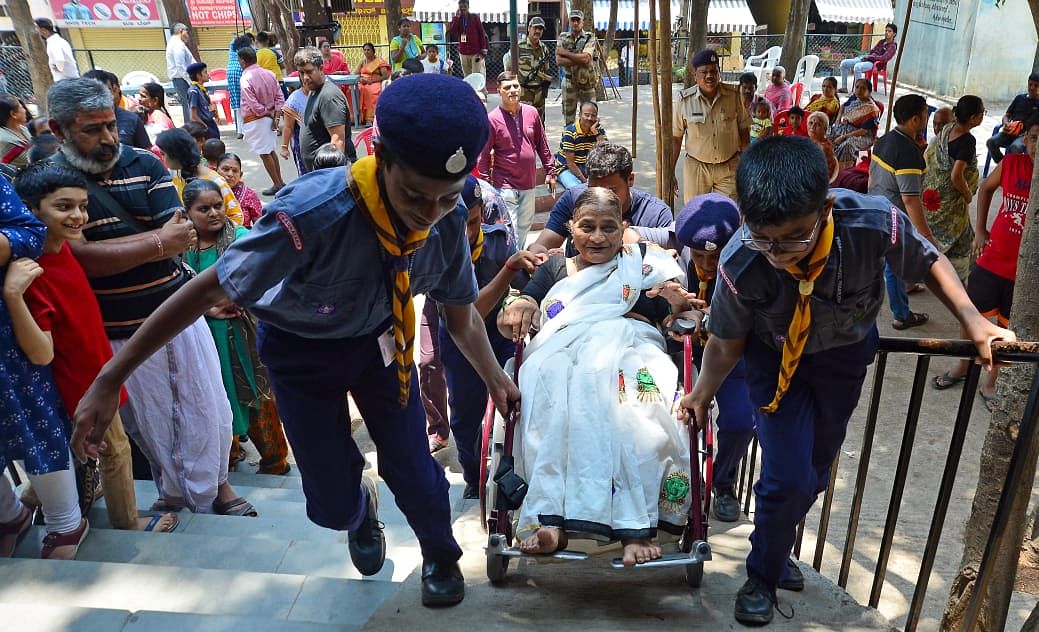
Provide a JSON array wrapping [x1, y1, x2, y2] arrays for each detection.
[[478, 317, 714, 586]]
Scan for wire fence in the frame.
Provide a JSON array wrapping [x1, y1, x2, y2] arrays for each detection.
[[0, 33, 886, 104]]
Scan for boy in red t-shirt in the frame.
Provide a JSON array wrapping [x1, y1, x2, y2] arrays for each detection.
[[9, 162, 178, 533], [934, 115, 1039, 408]]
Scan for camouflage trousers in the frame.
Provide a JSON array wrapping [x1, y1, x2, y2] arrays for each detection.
[[562, 83, 597, 126], [521, 85, 548, 122]]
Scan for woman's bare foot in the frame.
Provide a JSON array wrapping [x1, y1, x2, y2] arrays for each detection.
[[518, 527, 568, 554], [134, 512, 178, 532], [621, 538, 662, 566]]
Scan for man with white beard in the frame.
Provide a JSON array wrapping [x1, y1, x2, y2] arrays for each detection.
[[47, 78, 255, 518]]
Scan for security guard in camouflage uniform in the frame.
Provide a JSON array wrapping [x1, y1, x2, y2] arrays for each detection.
[[555, 10, 597, 126], [517, 16, 554, 123]]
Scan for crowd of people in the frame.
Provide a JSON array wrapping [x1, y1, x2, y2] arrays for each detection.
[[0, 8, 1029, 629]]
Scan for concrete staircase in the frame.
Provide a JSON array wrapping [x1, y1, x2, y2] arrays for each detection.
[[1, 457, 465, 631]]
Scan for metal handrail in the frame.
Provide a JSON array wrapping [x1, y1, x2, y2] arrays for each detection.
[[732, 336, 1039, 631]]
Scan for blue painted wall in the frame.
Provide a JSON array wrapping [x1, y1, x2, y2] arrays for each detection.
[[894, 0, 1036, 101]]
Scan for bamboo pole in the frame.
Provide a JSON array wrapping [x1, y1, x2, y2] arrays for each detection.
[[884, 0, 915, 133], [649, 0, 663, 199], [631, 0, 640, 158], [659, 0, 674, 208]]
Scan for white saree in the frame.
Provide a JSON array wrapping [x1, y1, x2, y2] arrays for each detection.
[[515, 244, 693, 542]]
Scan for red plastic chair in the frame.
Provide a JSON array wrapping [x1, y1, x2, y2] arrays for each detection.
[[791, 82, 805, 108], [865, 61, 888, 95], [206, 67, 233, 125], [354, 126, 375, 156]]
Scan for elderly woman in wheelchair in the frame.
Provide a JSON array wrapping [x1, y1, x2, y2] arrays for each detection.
[[496, 187, 697, 566]]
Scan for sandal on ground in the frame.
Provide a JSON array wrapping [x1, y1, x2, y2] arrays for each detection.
[[142, 512, 179, 533], [40, 518, 89, 560], [213, 496, 258, 517], [981, 391, 1003, 413], [892, 312, 929, 330], [429, 435, 449, 454], [906, 282, 927, 294], [0, 505, 33, 557], [934, 372, 967, 390]]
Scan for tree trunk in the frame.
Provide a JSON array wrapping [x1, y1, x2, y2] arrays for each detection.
[[940, 123, 1039, 632], [159, 0, 201, 60], [301, 0, 332, 46], [779, 0, 810, 79], [683, 0, 708, 88], [571, 0, 593, 24], [1031, 0, 1039, 72], [603, 0, 619, 58], [252, 0, 269, 33], [659, 0, 674, 208], [385, 0, 402, 45], [7, 0, 52, 111], [256, 0, 299, 65]]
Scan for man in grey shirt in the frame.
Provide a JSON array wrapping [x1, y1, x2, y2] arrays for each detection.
[[293, 47, 356, 170]]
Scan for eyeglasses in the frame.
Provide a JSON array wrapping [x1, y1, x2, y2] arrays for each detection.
[[740, 212, 823, 253]]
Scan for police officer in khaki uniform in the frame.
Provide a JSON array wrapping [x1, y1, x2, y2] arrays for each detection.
[[555, 10, 597, 126], [517, 16, 554, 122], [672, 49, 751, 203]]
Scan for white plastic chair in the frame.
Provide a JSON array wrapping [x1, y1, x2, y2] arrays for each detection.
[[742, 46, 781, 92], [792, 54, 820, 89], [120, 70, 160, 88], [464, 73, 486, 93]]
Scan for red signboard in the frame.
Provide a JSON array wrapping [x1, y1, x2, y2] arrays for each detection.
[[187, 0, 254, 26], [50, 0, 162, 28]]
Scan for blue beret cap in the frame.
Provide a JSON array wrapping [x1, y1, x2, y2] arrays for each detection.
[[375, 74, 489, 180], [461, 174, 482, 209], [675, 193, 741, 251], [186, 62, 207, 75], [691, 49, 719, 68]]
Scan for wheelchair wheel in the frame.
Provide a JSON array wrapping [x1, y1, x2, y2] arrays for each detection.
[[478, 398, 496, 531], [486, 533, 511, 584], [685, 561, 704, 587]]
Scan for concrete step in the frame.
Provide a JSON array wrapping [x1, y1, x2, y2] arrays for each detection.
[[0, 603, 357, 631], [86, 479, 466, 539], [0, 558, 399, 627], [13, 526, 421, 582]]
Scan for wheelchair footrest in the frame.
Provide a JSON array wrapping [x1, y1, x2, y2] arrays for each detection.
[[486, 534, 589, 561], [609, 540, 712, 569]]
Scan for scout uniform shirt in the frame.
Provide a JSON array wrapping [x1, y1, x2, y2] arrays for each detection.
[[708, 190, 939, 354], [215, 167, 479, 339], [517, 37, 554, 88], [557, 29, 596, 89], [673, 83, 751, 164]]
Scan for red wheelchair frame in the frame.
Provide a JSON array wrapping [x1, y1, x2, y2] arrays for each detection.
[[478, 320, 714, 586]]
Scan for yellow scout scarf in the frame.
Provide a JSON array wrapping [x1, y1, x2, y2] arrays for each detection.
[[192, 81, 209, 98], [760, 216, 835, 414], [470, 227, 484, 263], [350, 156, 430, 407], [694, 264, 712, 302]]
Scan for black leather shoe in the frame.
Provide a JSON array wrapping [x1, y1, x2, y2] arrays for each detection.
[[713, 487, 741, 523], [348, 477, 385, 576], [463, 484, 479, 500], [777, 558, 804, 592], [734, 576, 777, 625], [421, 560, 465, 607]]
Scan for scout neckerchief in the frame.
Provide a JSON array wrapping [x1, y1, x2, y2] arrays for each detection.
[[349, 156, 430, 407], [693, 263, 712, 343], [760, 215, 835, 414], [470, 227, 484, 263], [191, 80, 209, 101]]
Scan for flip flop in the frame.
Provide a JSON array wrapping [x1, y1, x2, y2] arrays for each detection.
[[213, 496, 258, 517], [981, 392, 1003, 413], [934, 372, 967, 390], [143, 512, 179, 533]]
